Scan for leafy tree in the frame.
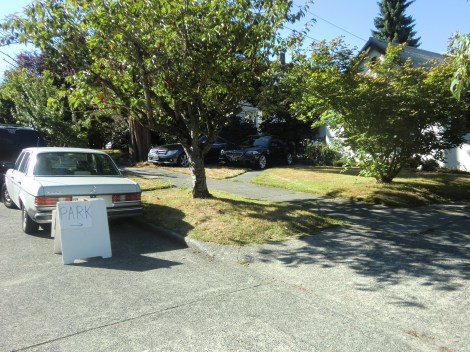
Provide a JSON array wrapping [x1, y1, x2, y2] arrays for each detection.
[[0, 97, 15, 124], [291, 40, 469, 183], [219, 115, 257, 144], [0, 68, 85, 146], [449, 32, 470, 100], [1, 0, 304, 198], [257, 58, 317, 155], [372, 0, 420, 47]]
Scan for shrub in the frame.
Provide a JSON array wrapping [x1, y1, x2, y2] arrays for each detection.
[[304, 142, 341, 166], [419, 159, 440, 172]]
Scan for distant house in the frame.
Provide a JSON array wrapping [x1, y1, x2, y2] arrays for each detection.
[[358, 37, 444, 69], [237, 102, 263, 130], [317, 37, 470, 171]]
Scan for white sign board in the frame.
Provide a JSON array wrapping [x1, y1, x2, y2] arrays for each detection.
[[52, 199, 112, 265]]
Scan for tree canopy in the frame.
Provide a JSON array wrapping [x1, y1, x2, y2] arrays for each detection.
[[1, 0, 305, 198], [372, 0, 420, 47]]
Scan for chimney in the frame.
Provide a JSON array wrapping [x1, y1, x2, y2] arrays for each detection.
[[277, 52, 286, 65]]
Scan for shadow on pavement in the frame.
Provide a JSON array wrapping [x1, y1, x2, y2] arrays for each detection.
[[69, 218, 187, 272], [257, 200, 470, 292]]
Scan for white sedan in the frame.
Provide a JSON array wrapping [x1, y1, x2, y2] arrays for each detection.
[[2, 147, 142, 234]]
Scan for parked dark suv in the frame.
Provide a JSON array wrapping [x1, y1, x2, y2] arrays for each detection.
[[0, 125, 45, 183], [219, 134, 294, 169]]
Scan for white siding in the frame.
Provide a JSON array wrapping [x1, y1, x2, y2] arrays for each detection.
[[441, 134, 470, 171]]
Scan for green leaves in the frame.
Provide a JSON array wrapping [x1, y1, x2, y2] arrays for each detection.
[[0, 68, 84, 146], [449, 32, 470, 101], [290, 39, 469, 183]]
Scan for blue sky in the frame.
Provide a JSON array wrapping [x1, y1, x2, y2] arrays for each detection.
[[1, 0, 469, 76], [296, 0, 470, 53]]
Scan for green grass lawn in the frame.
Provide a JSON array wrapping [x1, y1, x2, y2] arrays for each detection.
[[251, 166, 470, 207]]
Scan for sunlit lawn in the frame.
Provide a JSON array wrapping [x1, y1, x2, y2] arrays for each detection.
[[127, 175, 173, 191], [251, 166, 470, 207]]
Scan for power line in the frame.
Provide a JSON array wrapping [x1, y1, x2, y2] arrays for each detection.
[[308, 11, 367, 43], [283, 25, 320, 43]]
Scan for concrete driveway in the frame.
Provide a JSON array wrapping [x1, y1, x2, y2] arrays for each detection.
[[1, 168, 469, 351]]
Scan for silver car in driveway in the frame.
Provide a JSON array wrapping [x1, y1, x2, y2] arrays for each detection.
[[3, 147, 143, 234]]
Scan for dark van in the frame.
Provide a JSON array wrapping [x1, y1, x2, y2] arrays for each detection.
[[0, 125, 45, 183]]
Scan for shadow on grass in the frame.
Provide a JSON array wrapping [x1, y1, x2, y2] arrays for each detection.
[[256, 199, 470, 292], [370, 173, 470, 206], [209, 195, 338, 246], [288, 165, 361, 176]]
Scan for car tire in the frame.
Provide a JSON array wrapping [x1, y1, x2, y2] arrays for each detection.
[[2, 183, 17, 209], [178, 154, 189, 167], [286, 153, 293, 166], [257, 154, 267, 170], [22, 205, 39, 234]]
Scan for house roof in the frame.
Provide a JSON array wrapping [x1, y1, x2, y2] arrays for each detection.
[[359, 37, 443, 66]]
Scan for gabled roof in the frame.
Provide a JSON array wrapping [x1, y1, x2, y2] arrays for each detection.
[[359, 37, 443, 66]]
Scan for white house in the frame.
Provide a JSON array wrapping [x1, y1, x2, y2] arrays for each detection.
[[237, 102, 263, 130], [318, 37, 470, 171]]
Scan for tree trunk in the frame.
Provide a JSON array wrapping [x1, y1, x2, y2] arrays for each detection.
[[188, 152, 212, 198], [129, 118, 151, 162]]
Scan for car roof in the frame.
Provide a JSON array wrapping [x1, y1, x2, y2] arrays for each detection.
[[22, 147, 108, 155], [0, 124, 36, 131]]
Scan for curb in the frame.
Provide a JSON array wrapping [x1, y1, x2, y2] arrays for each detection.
[[133, 218, 216, 260]]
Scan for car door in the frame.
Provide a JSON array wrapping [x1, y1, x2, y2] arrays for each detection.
[[7, 151, 31, 206], [268, 139, 285, 164]]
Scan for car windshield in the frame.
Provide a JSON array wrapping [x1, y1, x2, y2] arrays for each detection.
[[241, 136, 271, 148], [34, 152, 120, 176]]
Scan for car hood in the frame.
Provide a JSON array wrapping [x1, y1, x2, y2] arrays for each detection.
[[33, 176, 140, 196], [224, 146, 266, 155], [151, 144, 182, 152]]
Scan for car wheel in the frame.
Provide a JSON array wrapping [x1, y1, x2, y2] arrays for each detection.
[[2, 183, 17, 209], [22, 205, 39, 234], [178, 154, 189, 167], [257, 154, 267, 170], [286, 153, 293, 166]]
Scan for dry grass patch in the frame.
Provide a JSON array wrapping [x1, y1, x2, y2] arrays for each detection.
[[142, 188, 343, 245], [135, 162, 247, 179], [252, 166, 470, 207]]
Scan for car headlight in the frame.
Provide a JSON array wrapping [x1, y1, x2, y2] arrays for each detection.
[[246, 151, 259, 156], [220, 149, 225, 155]]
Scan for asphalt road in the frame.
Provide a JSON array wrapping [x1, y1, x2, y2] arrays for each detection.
[[1, 193, 469, 351]]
